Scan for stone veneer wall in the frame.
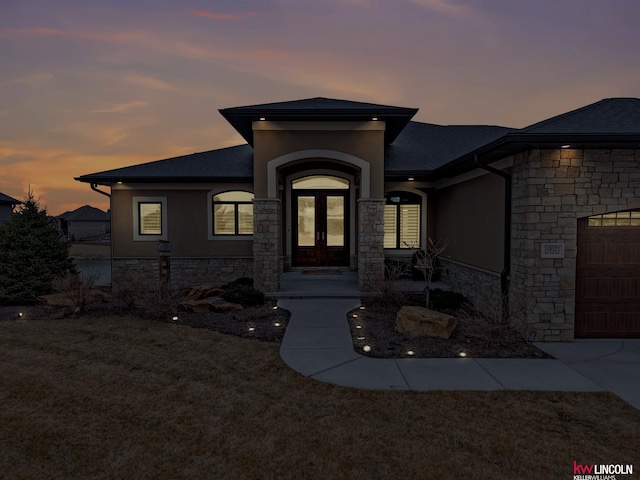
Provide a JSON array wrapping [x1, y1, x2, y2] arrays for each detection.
[[358, 198, 385, 291], [112, 257, 253, 289], [438, 258, 502, 311], [252, 198, 282, 292], [511, 149, 640, 341]]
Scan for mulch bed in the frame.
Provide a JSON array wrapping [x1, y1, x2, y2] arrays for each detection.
[[0, 296, 551, 359]]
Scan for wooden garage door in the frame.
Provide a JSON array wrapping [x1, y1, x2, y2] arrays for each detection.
[[576, 211, 640, 337]]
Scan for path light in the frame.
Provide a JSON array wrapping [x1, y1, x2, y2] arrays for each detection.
[[356, 325, 365, 340], [272, 306, 278, 310], [363, 345, 371, 352], [274, 322, 281, 327], [407, 350, 415, 356], [458, 352, 467, 358], [18, 312, 23, 318], [248, 327, 255, 332], [359, 306, 365, 310], [352, 314, 358, 318], [172, 316, 178, 321]]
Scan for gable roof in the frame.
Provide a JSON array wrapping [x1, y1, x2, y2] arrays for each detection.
[[220, 97, 418, 145], [0, 192, 21, 205], [57, 205, 110, 221]]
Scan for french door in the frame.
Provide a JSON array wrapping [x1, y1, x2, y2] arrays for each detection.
[[293, 190, 348, 267]]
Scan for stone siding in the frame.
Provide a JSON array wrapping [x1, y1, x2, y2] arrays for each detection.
[[358, 198, 385, 291], [511, 149, 640, 341], [112, 256, 253, 289], [438, 258, 502, 311], [252, 198, 282, 292]]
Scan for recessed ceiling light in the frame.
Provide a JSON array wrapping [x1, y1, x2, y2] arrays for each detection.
[[408, 177, 415, 181], [259, 117, 266, 121], [372, 117, 378, 121], [561, 144, 571, 149]]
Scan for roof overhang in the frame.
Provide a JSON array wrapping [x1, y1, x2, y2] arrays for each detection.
[[219, 104, 418, 146]]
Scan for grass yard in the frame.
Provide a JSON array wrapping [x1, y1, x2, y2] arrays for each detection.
[[1, 315, 638, 479]]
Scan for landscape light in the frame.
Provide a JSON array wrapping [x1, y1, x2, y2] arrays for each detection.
[[407, 350, 415, 356], [171, 316, 178, 321], [352, 314, 357, 318], [363, 345, 371, 352], [272, 306, 278, 310], [248, 327, 255, 332], [18, 312, 23, 317], [458, 352, 467, 358], [274, 322, 281, 327], [359, 306, 365, 310]]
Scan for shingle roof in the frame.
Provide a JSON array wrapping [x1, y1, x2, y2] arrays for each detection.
[[385, 122, 515, 174], [521, 98, 640, 134], [0, 192, 21, 205], [58, 205, 110, 221], [220, 97, 418, 145], [76, 144, 253, 184]]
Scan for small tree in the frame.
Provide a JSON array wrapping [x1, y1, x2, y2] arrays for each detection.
[[409, 237, 449, 308], [0, 193, 75, 304]]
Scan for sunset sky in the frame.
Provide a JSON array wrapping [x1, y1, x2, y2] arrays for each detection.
[[1, 0, 639, 215]]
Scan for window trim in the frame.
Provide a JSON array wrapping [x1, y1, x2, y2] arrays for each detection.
[[133, 196, 167, 241], [207, 190, 254, 240]]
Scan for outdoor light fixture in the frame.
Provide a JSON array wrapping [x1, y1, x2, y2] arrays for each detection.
[[259, 117, 266, 121], [18, 312, 23, 318], [248, 327, 255, 332], [408, 177, 414, 181], [117, 181, 123, 184], [561, 144, 571, 149], [372, 117, 378, 121], [363, 345, 371, 352], [274, 322, 281, 327], [407, 350, 415, 356], [272, 306, 278, 310], [352, 314, 357, 318], [359, 306, 365, 310], [172, 316, 178, 321], [528, 331, 537, 344], [458, 352, 467, 358]]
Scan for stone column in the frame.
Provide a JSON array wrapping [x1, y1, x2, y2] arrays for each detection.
[[358, 198, 385, 291], [253, 198, 281, 293]]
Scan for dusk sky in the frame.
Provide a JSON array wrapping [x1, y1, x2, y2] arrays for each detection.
[[1, 0, 639, 215]]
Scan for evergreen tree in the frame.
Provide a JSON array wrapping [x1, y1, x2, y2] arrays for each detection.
[[0, 193, 75, 304]]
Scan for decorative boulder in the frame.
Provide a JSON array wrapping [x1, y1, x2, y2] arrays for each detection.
[[177, 297, 243, 313], [394, 306, 457, 339]]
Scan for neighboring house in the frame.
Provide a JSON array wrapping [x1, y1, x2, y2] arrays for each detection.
[[0, 192, 21, 225], [56, 205, 111, 241], [76, 97, 640, 340]]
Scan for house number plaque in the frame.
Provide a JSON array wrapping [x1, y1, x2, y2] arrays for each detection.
[[540, 243, 565, 258]]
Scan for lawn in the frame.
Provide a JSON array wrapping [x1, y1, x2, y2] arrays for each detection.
[[1, 315, 638, 479]]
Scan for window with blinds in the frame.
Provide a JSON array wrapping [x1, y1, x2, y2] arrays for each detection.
[[139, 202, 162, 235], [384, 191, 421, 249], [213, 191, 254, 235]]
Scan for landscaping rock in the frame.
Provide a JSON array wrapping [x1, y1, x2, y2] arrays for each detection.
[[394, 306, 457, 339], [37, 289, 113, 308], [182, 285, 224, 302], [178, 297, 243, 313]]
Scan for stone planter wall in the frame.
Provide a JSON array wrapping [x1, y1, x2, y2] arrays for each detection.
[[438, 258, 502, 312], [511, 149, 640, 341]]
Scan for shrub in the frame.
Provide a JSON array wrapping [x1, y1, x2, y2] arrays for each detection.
[[112, 273, 179, 321], [429, 289, 470, 311], [0, 193, 75, 305], [51, 272, 98, 314], [221, 283, 265, 307]]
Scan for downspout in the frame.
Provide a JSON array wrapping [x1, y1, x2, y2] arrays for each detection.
[[473, 155, 511, 320], [91, 183, 111, 198]]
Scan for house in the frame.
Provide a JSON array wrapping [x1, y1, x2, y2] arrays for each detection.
[[76, 97, 640, 340], [56, 205, 111, 241], [0, 192, 21, 225]]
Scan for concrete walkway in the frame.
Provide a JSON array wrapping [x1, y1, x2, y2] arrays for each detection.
[[278, 297, 640, 410]]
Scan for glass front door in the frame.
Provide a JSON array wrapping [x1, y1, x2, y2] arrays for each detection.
[[293, 190, 348, 267]]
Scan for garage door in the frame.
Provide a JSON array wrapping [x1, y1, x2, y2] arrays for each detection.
[[576, 210, 640, 338]]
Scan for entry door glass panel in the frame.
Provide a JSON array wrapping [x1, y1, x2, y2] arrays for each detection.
[[297, 196, 315, 246], [326, 196, 344, 247]]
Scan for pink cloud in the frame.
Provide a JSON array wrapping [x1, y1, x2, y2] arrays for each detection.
[[192, 10, 257, 20]]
